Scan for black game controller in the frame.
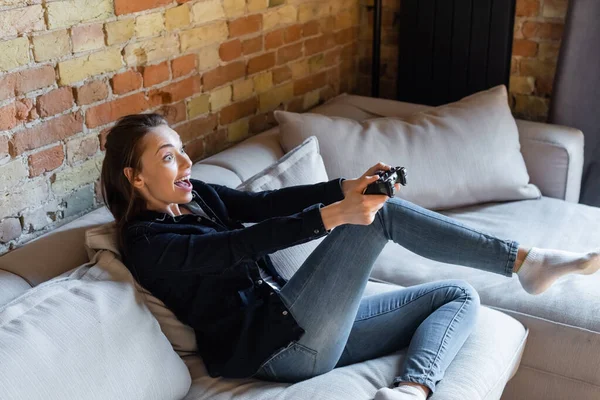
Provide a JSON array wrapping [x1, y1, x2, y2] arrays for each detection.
[[363, 166, 407, 197]]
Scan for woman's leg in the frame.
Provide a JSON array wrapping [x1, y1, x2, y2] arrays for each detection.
[[335, 281, 480, 397], [255, 197, 516, 382]]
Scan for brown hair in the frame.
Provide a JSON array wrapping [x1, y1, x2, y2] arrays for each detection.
[[100, 113, 168, 254]]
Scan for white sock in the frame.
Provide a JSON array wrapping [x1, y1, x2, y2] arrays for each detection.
[[517, 247, 600, 295], [373, 385, 427, 400]]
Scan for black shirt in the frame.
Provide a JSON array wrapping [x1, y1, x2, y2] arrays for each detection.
[[184, 200, 282, 290], [122, 177, 346, 378]]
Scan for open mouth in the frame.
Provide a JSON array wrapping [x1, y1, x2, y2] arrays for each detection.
[[174, 175, 192, 192]]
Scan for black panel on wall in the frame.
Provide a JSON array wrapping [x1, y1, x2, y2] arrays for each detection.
[[396, 0, 516, 106]]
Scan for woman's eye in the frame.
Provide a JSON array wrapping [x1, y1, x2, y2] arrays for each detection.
[[180, 147, 186, 154], [163, 154, 173, 161]]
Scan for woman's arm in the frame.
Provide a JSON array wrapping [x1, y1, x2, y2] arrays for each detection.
[[127, 169, 394, 278], [203, 178, 346, 223], [125, 203, 330, 277]]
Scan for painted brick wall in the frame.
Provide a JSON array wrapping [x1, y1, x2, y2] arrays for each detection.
[[357, 0, 568, 122], [0, 0, 360, 254]]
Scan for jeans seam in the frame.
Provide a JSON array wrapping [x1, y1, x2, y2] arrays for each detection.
[[394, 375, 436, 392], [354, 284, 471, 322], [285, 255, 329, 311], [255, 343, 292, 379], [376, 208, 391, 239], [505, 240, 519, 277], [423, 288, 469, 384]]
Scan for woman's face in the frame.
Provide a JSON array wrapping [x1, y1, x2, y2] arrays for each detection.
[[125, 124, 194, 213]]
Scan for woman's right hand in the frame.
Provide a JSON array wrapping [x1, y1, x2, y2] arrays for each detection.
[[320, 175, 390, 230], [340, 175, 389, 225]]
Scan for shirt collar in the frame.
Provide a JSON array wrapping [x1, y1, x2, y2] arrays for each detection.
[[136, 190, 201, 222]]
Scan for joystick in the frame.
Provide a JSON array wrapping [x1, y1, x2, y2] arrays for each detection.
[[363, 166, 407, 197]]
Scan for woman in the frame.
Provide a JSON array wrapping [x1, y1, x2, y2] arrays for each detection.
[[101, 114, 599, 400]]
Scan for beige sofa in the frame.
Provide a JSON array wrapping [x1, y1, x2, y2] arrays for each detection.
[[0, 93, 597, 400]]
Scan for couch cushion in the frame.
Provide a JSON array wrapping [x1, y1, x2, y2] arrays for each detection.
[[0, 264, 191, 400], [236, 136, 328, 193], [199, 128, 284, 182], [0, 269, 31, 306], [312, 93, 585, 203], [191, 163, 243, 187], [370, 196, 600, 388], [181, 281, 527, 400], [277, 85, 541, 211], [85, 223, 198, 356]]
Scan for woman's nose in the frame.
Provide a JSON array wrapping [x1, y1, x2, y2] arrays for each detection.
[[178, 151, 192, 168]]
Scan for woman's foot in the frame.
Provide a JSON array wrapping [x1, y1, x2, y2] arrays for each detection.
[[515, 247, 600, 295], [374, 384, 428, 400]]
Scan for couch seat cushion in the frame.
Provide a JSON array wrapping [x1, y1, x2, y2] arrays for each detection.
[[370, 196, 600, 387], [181, 282, 527, 400]]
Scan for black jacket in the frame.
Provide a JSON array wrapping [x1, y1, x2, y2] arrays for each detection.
[[122, 177, 346, 378]]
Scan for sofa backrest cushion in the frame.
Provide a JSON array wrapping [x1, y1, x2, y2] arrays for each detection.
[[191, 163, 243, 187], [277, 85, 542, 211], [197, 127, 284, 182]]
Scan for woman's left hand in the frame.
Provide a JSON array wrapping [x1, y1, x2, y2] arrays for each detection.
[[342, 162, 400, 198]]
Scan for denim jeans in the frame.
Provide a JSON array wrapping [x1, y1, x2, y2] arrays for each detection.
[[253, 197, 519, 394]]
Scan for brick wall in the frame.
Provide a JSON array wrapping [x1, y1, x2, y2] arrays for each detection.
[[0, 0, 360, 255], [357, 0, 568, 122], [510, 0, 567, 120]]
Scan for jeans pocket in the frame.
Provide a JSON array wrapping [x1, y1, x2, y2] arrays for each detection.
[[254, 345, 290, 381], [255, 342, 318, 383]]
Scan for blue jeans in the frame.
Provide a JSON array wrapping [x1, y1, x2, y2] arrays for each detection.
[[254, 197, 518, 394]]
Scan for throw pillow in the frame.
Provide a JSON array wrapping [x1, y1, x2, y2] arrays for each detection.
[[236, 136, 328, 280], [0, 266, 191, 400], [85, 223, 198, 356], [276, 85, 541, 211]]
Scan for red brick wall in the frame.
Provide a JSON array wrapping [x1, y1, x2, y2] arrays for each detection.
[[0, 0, 360, 254]]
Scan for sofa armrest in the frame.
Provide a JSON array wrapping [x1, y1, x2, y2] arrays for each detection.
[[516, 119, 584, 202]]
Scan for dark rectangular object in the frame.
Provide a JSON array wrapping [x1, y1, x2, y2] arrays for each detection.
[[395, 0, 516, 106]]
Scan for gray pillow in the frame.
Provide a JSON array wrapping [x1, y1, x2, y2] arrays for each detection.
[[85, 224, 199, 356], [236, 136, 328, 280], [276, 85, 541, 211], [0, 265, 191, 400]]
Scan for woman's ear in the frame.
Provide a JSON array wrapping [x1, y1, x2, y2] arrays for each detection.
[[123, 167, 144, 189]]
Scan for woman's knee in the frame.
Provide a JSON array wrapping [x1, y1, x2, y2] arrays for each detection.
[[376, 197, 426, 239], [379, 196, 420, 218], [439, 279, 481, 311], [442, 279, 481, 327]]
